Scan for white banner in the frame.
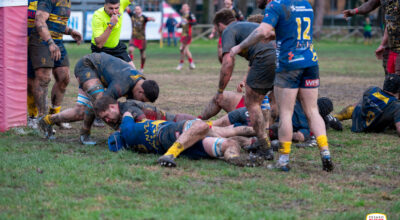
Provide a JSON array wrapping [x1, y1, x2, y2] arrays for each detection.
[[84, 11, 94, 41], [0, 0, 27, 7], [63, 11, 83, 41]]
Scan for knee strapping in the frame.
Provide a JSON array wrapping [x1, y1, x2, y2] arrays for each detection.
[[77, 94, 93, 109], [211, 138, 224, 158], [183, 119, 201, 131], [87, 85, 104, 98]]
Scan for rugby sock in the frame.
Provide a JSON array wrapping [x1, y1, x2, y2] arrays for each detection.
[[205, 120, 213, 128], [27, 94, 38, 117], [129, 53, 134, 61], [43, 114, 54, 125], [140, 61, 145, 69], [279, 141, 291, 154], [180, 59, 184, 64], [333, 105, 354, 121], [49, 106, 61, 115], [164, 142, 185, 158], [278, 154, 289, 165], [188, 57, 193, 63], [316, 135, 329, 151]]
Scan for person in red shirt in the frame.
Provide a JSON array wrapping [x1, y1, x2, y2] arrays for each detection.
[[127, 5, 155, 72], [176, 3, 197, 70]]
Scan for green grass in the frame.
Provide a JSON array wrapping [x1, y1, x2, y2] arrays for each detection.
[[1, 40, 399, 219]]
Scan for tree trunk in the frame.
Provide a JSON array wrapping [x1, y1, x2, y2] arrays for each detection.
[[208, 0, 215, 23], [314, 0, 325, 39]]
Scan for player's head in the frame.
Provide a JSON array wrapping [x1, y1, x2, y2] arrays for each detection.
[[247, 14, 264, 24], [181, 3, 190, 14], [317, 97, 333, 117], [383, 74, 400, 94], [94, 95, 121, 124], [134, 5, 142, 14], [108, 131, 126, 152], [224, 0, 233, 9], [213, 9, 236, 34], [104, 0, 120, 16], [257, 0, 272, 9], [133, 79, 159, 103]]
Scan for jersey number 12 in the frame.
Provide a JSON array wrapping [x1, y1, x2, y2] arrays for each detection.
[[296, 17, 311, 40]]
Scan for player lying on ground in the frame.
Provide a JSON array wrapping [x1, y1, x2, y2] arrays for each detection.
[[38, 52, 159, 145], [333, 74, 400, 137], [94, 96, 257, 139], [108, 111, 261, 167]]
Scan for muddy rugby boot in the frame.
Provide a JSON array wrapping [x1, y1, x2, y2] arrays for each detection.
[[321, 150, 334, 172], [158, 154, 177, 167]]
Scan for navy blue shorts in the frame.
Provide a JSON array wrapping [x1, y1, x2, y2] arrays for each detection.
[[274, 65, 319, 89], [28, 56, 35, 79], [157, 121, 211, 160], [228, 107, 250, 126]]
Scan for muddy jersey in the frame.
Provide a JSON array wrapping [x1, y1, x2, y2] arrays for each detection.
[[31, 0, 71, 41], [180, 12, 196, 37], [380, 0, 400, 52], [76, 53, 144, 99], [352, 86, 400, 132], [119, 100, 175, 122], [120, 115, 169, 154], [28, 0, 38, 37], [221, 21, 275, 62], [262, 0, 318, 72], [129, 12, 149, 40]]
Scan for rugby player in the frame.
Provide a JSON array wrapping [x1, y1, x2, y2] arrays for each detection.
[[343, 0, 400, 76], [127, 6, 155, 72], [230, 0, 334, 171], [38, 53, 159, 145], [28, 0, 82, 128], [91, 0, 135, 67], [94, 95, 256, 139], [176, 3, 197, 70], [108, 111, 261, 167], [333, 75, 400, 137], [213, 9, 276, 160]]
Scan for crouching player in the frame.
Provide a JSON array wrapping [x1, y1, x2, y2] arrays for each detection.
[[334, 74, 400, 136], [108, 111, 259, 167]]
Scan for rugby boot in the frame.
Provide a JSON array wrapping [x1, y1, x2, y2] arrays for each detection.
[[176, 63, 183, 71], [158, 154, 176, 167], [295, 136, 317, 148], [324, 114, 343, 131], [93, 118, 105, 127], [321, 150, 334, 172], [189, 62, 196, 70], [271, 139, 280, 152], [244, 138, 274, 160], [80, 134, 97, 145], [38, 116, 55, 140], [267, 161, 291, 172], [27, 117, 38, 129]]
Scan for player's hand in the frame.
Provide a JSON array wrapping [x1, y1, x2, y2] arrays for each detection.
[[49, 43, 61, 61], [343, 9, 356, 19], [237, 81, 245, 93], [71, 30, 83, 45], [230, 45, 241, 58], [123, 111, 133, 118], [375, 45, 385, 60], [208, 32, 215, 39], [110, 14, 119, 25]]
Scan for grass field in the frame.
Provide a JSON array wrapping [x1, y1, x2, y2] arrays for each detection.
[[0, 40, 399, 219]]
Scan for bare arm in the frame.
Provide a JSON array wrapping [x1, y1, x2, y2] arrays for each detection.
[[64, 26, 83, 45], [376, 27, 388, 59], [35, 10, 61, 61], [94, 14, 118, 48], [230, 23, 274, 57], [343, 0, 380, 18], [218, 53, 235, 92]]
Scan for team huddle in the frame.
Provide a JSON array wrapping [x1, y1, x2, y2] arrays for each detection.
[[26, 0, 400, 172]]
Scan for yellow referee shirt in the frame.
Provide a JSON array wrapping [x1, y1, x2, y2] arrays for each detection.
[[91, 0, 131, 48]]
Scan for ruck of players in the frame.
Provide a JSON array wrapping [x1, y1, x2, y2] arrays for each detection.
[[25, 0, 400, 174]]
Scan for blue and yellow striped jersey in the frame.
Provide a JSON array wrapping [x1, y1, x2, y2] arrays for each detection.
[[28, 0, 38, 37]]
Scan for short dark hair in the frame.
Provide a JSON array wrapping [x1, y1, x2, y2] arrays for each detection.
[[105, 0, 119, 4], [213, 9, 236, 25], [247, 14, 264, 24], [317, 97, 333, 117], [383, 74, 400, 94], [94, 95, 117, 115], [142, 80, 159, 103]]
